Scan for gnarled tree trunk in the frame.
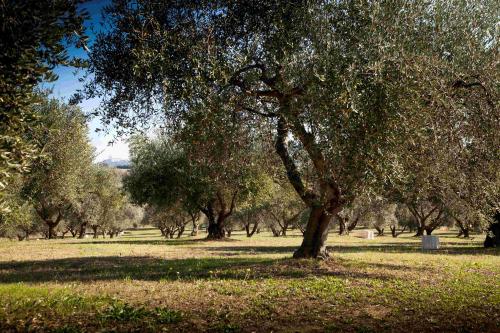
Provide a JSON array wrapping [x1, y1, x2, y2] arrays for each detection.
[[275, 115, 343, 259], [293, 207, 336, 259]]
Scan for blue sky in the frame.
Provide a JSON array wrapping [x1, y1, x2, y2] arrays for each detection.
[[48, 0, 129, 162]]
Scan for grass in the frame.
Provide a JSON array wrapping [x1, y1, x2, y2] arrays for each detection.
[[0, 228, 498, 332]]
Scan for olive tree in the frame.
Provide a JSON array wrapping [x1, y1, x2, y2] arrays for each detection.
[[84, 0, 498, 257], [21, 98, 94, 239], [0, 1, 88, 211]]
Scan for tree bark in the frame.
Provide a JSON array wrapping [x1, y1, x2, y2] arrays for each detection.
[[78, 222, 87, 239], [275, 115, 343, 258], [47, 222, 57, 239], [91, 225, 99, 238], [177, 225, 185, 238], [293, 207, 335, 259], [207, 222, 225, 239], [246, 220, 259, 237]]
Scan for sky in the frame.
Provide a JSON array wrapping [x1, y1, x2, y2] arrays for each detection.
[[48, 0, 129, 162]]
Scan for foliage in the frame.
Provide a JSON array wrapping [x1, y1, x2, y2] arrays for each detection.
[[125, 131, 264, 239], [0, 0, 88, 209], [0, 177, 40, 240], [84, 0, 499, 257], [142, 203, 190, 239], [19, 97, 94, 238]]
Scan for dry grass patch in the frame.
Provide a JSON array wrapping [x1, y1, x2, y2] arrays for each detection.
[[0, 229, 499, 332]]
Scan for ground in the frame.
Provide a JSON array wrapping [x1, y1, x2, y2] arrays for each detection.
[[0, 228, 498, 332]]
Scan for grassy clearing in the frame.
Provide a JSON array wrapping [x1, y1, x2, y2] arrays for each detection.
[[0, 229, 499, 332]]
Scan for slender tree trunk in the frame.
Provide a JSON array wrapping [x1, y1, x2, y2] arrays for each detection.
[[78, 222, 87, 239], [293, 207, 334, 259], [337, 215, 348, 235], [347, 218, 359, 233], [281, 224, 287, 236], [177, 225, 185, 238], [248, 221, 258, 237], [191, 221, 199, 236]]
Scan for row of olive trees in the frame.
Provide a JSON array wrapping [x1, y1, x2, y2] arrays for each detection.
[[84, 0, 498, 257], [0, 97, 142, 240]]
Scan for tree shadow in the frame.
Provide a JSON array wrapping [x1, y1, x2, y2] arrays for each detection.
[[60, 237, 240, 246], [329, 244, 499, 255], [0, 255, 416, 284]]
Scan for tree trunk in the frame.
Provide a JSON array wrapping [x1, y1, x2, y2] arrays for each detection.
[[191, 222, 199, 236], [92, 225, 99, 238], [281, 225, 287, 236], [375, 227, 384, 236], [247, 221, 258, 237], [226, 229, 232, 237], [177, 225, 185, 238], [293, 207, 333, 259], [269, 225, 281, 237], [338, 217, 346, 235], [47, 222, 57, 239], [78, 222, 87, 239], [207, 216, 226, 239], [415, 226, 424, 236], [347, 218, 359, 233]]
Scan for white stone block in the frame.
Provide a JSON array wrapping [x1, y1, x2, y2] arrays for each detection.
[[422, 235, 440, 250], [354, 230, 374, 239]]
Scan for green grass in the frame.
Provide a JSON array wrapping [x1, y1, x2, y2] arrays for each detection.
[[0, 228, 498, 332]]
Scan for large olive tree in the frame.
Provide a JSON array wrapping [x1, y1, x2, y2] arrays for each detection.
[[84, 0, 498, 257]]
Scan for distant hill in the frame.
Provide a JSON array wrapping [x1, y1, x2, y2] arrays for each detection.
[[100, 158, 130, 169]]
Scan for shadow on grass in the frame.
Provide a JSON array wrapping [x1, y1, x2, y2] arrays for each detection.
[[0, 254, 422, 283], [60, 237, 240, 246], [329, 243, 499, 255], [199, 243, 499, 256]]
